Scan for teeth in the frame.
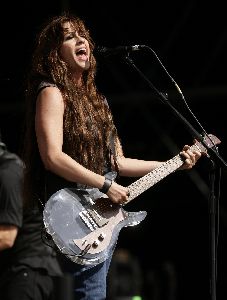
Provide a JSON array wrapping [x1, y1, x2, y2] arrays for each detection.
[[76, 47, 87, 54]]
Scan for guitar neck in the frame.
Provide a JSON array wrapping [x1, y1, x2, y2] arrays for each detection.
[[121, 133, 221, 205], [126, 154, 183, 203], [125, 142, 201, 204]]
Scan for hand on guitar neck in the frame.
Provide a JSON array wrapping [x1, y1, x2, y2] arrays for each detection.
[[179, 141, 202, 170]]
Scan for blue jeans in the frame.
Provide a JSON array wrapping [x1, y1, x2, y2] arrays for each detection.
[[73, 256, 112, 300]]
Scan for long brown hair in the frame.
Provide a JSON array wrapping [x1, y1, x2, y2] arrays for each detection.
[[22, 13, 121, 204]]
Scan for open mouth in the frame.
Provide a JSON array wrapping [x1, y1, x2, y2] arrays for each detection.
[[76, 48, 87, 56], [75, 47, 88, 62]]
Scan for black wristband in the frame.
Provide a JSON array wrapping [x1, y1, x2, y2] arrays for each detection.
[[99, 177, 113, 194]]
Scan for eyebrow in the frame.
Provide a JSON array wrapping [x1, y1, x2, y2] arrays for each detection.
[[63, 29, 76, 35]]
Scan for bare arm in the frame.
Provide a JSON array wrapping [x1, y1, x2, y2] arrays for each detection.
[[115, 156, 163, 177], [110, 137, 163, 177], [35, 87, 133, 204], [0, 225, 18, 250], [35, 87, 106, 190], [111, 139, 201, 177]]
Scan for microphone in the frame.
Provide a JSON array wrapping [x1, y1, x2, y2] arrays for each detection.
[[95, 45, 146, 57]]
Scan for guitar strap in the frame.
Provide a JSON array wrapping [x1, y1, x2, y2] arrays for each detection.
[[110, 132, 120, 177]]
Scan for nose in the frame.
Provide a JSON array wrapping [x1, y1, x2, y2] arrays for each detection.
[[76, 35, 85, 45]]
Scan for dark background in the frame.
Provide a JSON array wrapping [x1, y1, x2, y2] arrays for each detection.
[[0, 1, 227, 299]]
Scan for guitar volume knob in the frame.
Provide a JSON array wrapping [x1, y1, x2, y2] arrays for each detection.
[[98, 233, 106, 241], [92, 240, 100, 248]]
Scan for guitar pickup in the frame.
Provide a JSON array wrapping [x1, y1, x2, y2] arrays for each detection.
[[86, 208, 109, 227], [79, 210, 98, 231]]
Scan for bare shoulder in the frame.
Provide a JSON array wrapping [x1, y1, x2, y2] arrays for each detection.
[[38, 85, 62, 98], [37, 86, 64, 109]]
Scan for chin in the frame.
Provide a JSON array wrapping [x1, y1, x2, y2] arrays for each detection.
[[84, 60, 90, 70]]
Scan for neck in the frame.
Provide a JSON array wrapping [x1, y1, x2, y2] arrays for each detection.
[[72, 72, 83, 86]]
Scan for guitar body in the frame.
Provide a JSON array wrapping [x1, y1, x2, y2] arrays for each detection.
[[43, 187, 147, 266]]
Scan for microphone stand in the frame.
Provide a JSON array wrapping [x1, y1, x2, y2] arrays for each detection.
[[123, 53, 227, 300], [124, 54, 227, 169]]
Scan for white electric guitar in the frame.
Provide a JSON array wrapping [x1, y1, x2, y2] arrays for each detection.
[[43, 134, 220, 266]]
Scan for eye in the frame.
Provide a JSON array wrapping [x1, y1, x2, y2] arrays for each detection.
[[78, 31, 87, 39], [65, 34, 74, 41]]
